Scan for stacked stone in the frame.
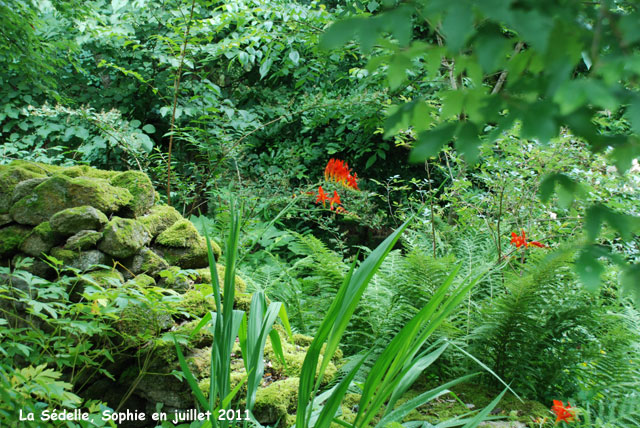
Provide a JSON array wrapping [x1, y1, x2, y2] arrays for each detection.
[[0, 160, 336, 427], [0, 160, 220, 289]]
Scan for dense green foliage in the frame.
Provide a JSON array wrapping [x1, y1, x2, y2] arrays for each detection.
[[1, 0, 639, 427]]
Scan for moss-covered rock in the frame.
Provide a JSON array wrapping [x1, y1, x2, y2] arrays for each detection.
[[193, 265, 246, 293], [0, 214, 12, 227], [234, 292, 253, 312], [0, 225, 31, 258], [59, 165, 118, 180], [264, 335, 337, 385], [177, 320, 213, 348], [124, 273, 157, 288], [64, 230, 102, 251], [50, 206, 108, 235], [19, 221, 59, 256], [139, 205, 182, 237], [6, 160, 62, 175], [10, 174, 132, 225], [109, 171, 155, 217], [83, 269, 125, 288], [129, 247, 169, 277], [98, 217, 151, 258], [50, 247, 110, 272], [253, 377, 300, 427], [154, 219, 211, 269], [170, 288, 216, 318], [0, 165, 45, 214], [11, 177, 47, 204]]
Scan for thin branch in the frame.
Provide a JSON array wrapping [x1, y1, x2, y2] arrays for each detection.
[[491, 41, 524, 95], [166, 0, 196, 206]]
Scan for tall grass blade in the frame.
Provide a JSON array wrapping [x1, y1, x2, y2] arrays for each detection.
[[296, 218, 412, 428], [375, 373, 480, 428], [460, 388, 507, 428], [173, 335, 208, 410]]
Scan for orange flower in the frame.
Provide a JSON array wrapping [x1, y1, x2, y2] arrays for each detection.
[[329, 190, 341, 210], [315, 186, 329, 207], [324, 159, 359, 190], [511, 230, 546, 248], [551, 400, 575, 424]]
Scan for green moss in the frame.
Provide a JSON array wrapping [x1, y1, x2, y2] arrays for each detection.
[[10, 174, 132, 225], [65, 230, 102, 251], [84, 269, 124, 288], [130, 247, 169, 277], [50, 205, 108, 235], [0, 225, 31, 258], [125, 273, 156, 288], [97, 217, 151, 258], [60, 165, 118, 180], [0, 214, 12, 227], [34, 221, 53, 236], [156, 219, 202, 247], [8, 160, 62, 175], [20, 221, 59, 256], [412, 382, 549, 424], [291, 334, 313, 348], [254, 377, 300, 427], [264, 334, 337, 385], [50, 246, 78, 262], [139, 204, 182, 237], [109, 170, 156, 217], [177, 320, 213, 348], [234, 293, 253, 312], [171, 289, 216, 318], [157, 266, 193, 290], [194, 265, 246, 293], [0, 164, 45, 213]]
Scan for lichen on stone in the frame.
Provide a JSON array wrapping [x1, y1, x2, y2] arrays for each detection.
[[19, 221, 59, 256], [129, 247, 169, 277], [154, 219, 210, 268], [0, 164, 45, 214], [50, 205, 108, 235], [253, 377, 300, 427], [109, 170, 155, 217], [10, 174, 132, 225], [50, 247, 110, 272], [64, 230, 102, 251], [98, 217, 151, 258], [138, 205, 182, 237]]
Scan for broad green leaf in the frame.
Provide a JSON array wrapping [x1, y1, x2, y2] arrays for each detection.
[[441, 2, 474, 53], [410, 124, 457, 162], [621, 264, 640, 306], [576, 249, 605, 293], [319, 18, 362, 50], [289, 50, 300, 66], [626, 96, 640, 135], [455, 122, 480, 164], [142, 124, 156, 134]]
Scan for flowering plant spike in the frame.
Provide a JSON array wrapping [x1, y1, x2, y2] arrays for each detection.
[[324, 158, 359, 190], [551, 400, 575, 424], [511, 230, 546, 249]]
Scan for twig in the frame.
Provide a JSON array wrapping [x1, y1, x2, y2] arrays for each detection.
[[491, 41, 524, 95]]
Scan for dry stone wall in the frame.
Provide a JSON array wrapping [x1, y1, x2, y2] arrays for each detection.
[[0, 160, 333, 427]]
